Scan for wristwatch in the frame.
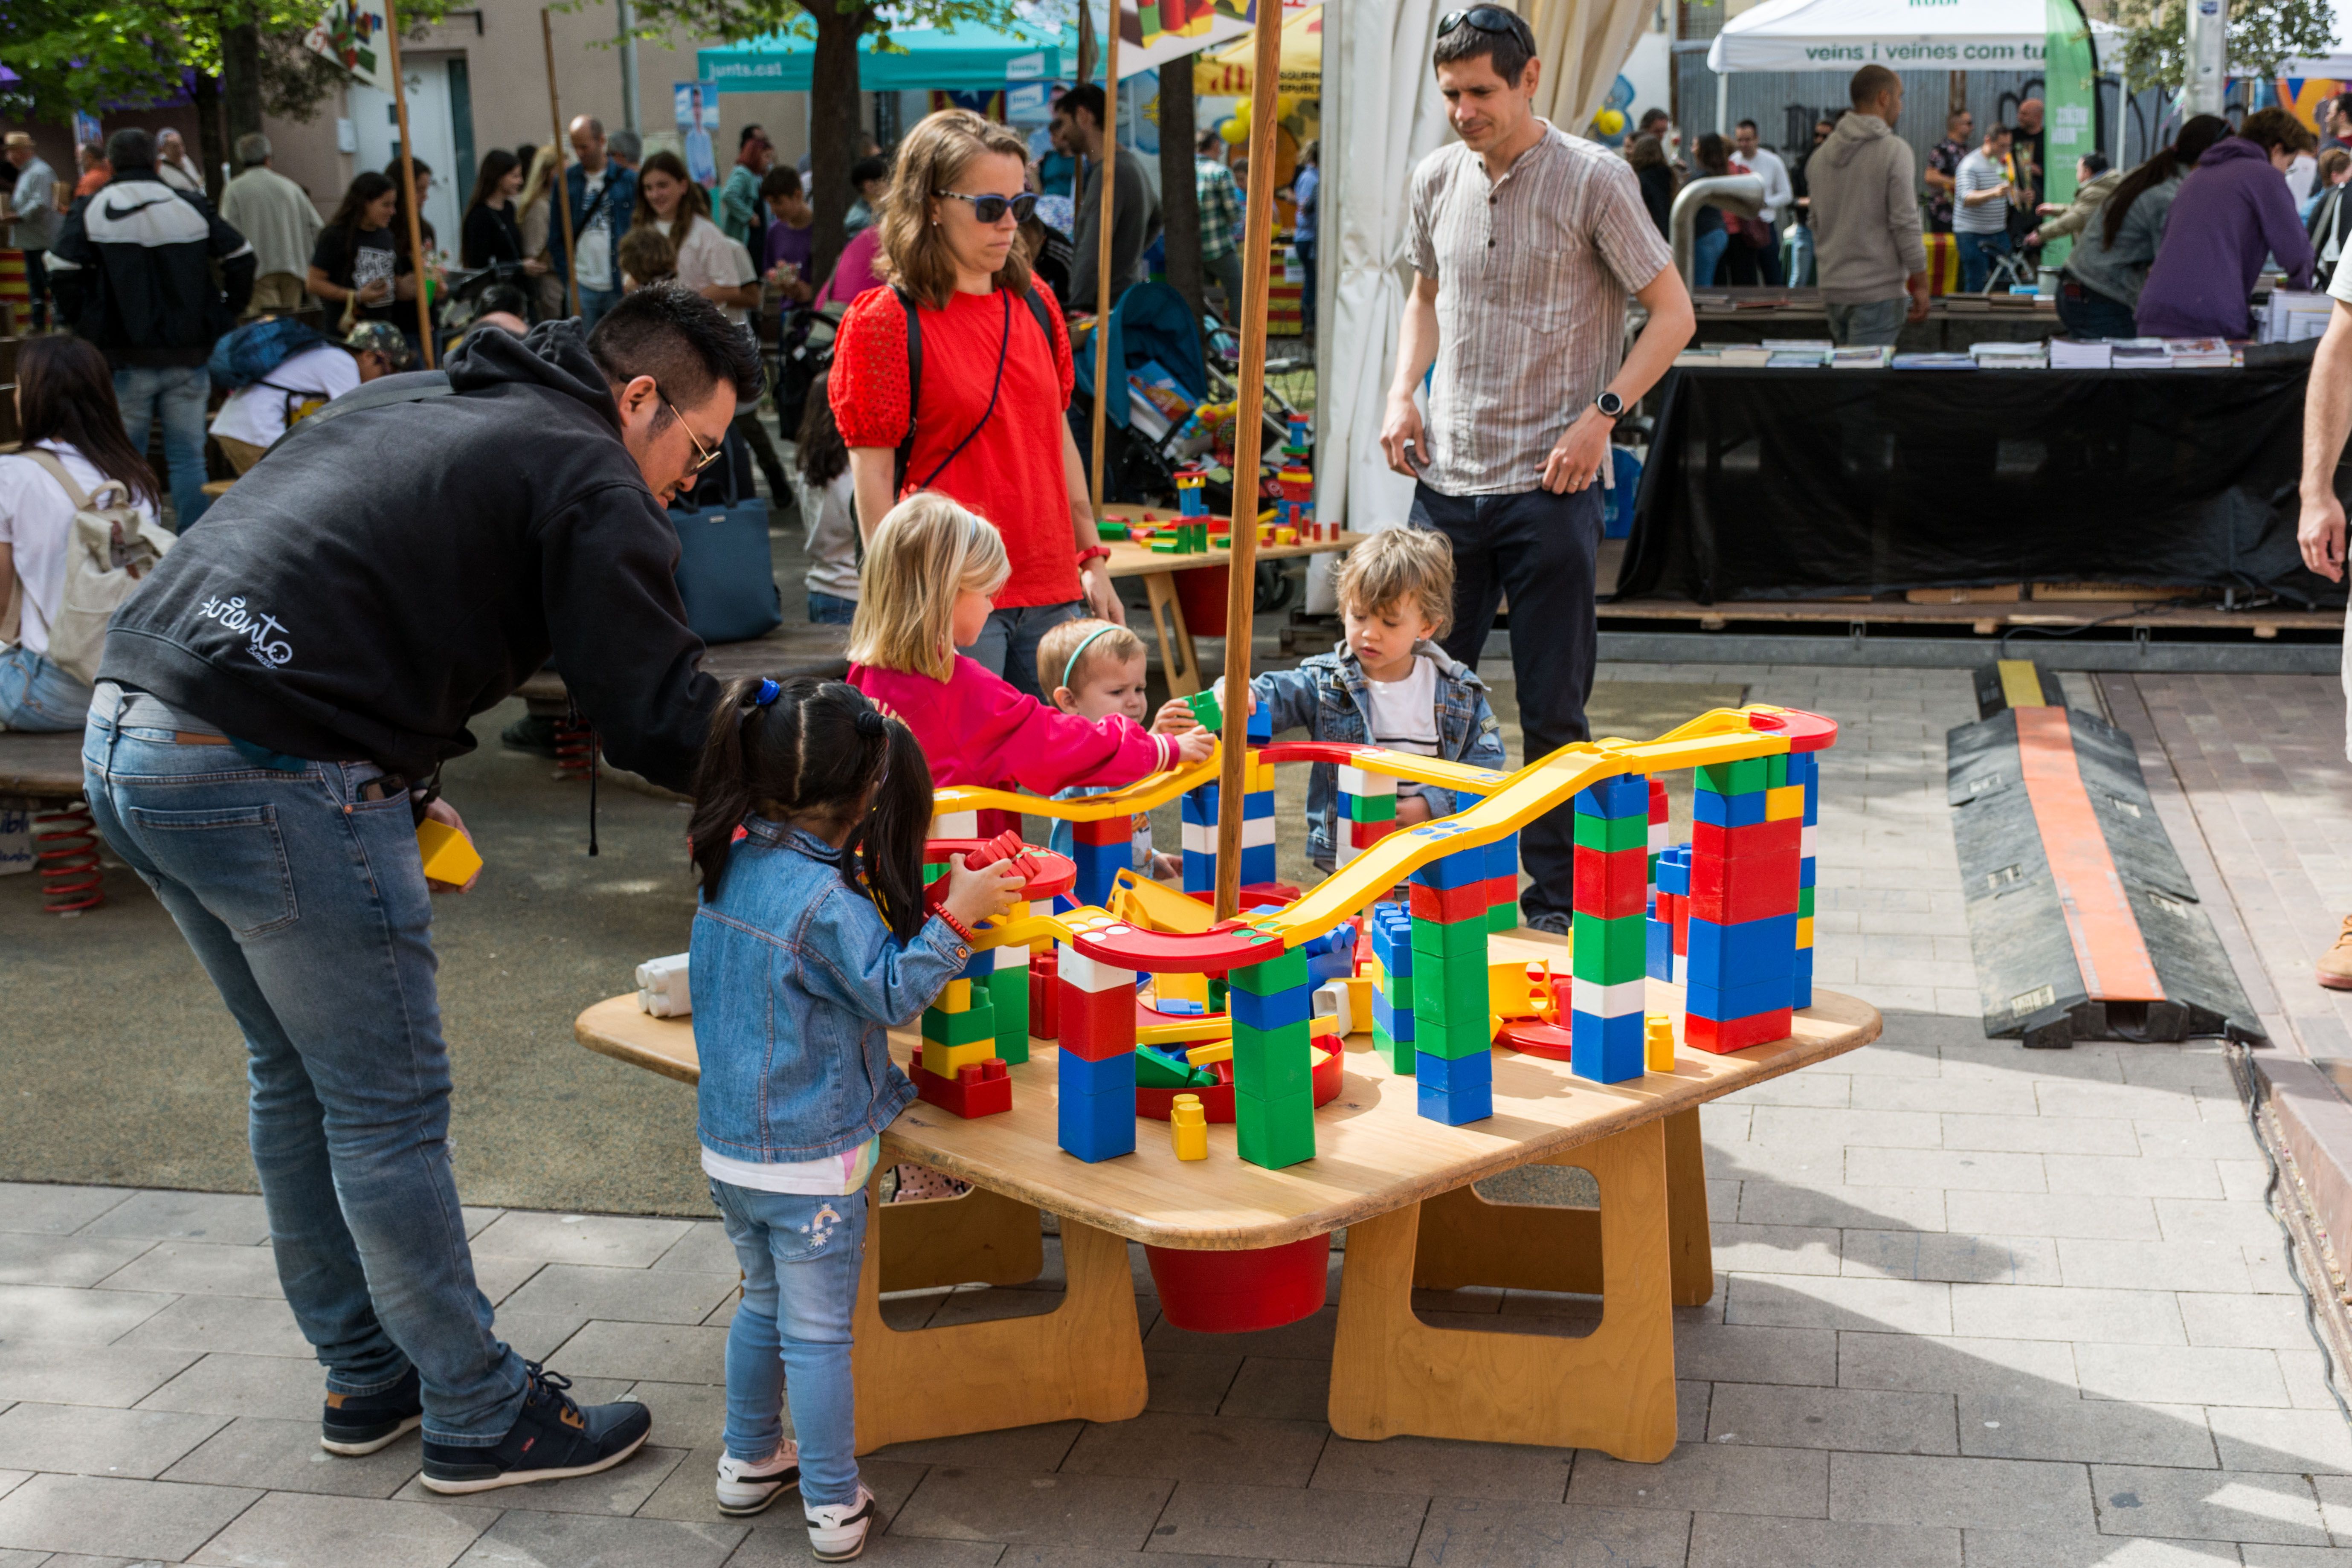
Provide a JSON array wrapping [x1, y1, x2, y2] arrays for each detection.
[[1594, 390, 1627, 421]]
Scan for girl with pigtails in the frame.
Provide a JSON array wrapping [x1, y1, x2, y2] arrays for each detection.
[[684, 674, 1026, 1558]]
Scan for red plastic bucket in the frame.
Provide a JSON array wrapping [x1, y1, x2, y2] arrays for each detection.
[[1145, 1233, 1331, 1333]]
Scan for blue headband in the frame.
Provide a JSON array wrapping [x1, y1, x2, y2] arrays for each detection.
[[1060, 625, 1122, 695]]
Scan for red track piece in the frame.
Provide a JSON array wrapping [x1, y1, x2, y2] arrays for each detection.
[[1068, 919, 1289, 974], [923, 838, 1077, 902]]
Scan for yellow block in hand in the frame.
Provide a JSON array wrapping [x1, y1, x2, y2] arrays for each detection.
[[1171, 1093, 1208, 1160], [417, 819, 483, 887]]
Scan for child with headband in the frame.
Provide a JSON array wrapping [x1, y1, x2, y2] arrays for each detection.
[[684, 673, 1027, 1555], [1035, 617, 1181, 880]]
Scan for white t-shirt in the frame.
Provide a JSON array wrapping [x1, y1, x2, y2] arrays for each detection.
[[1955, 149, 2012, 235], [702, 1136, 880, 1196], [793, 469, 861, 601], [574, 169, 613, 288], [658, 215, 757, 325], [210, 345, 362, 450], [1736, 146, 1793, 225], [0, 441, 160, 655], [1363, 655, 1441, 798]]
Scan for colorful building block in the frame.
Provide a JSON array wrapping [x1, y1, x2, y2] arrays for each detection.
[[1171, 1093, 1208, 1159]]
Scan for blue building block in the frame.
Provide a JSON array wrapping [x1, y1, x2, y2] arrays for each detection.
[[1484, 834, 1518, 880], [1183, 785, 1277, 823], [1798, 856, 1816, 889], [1416, 1048, 1493, 1124], [1573, 774, 1650, 819], [1687, 975, 1794, 1023], [1411, 848, 1488, 892], [1569, 1009, 1645, 1084], [1239, 843, 1277, 886], [1687, 914, 1798, 989], [1245, 702, 1273, 745], [1371, 988, 1415, 1041], [1693, 788, 1769, 828], [1657, 845, 1691, 896], [1792, 947, 1815, 1010], [1646, 911, 1674, 982], [1231, 983, 1311, 1032], [1071, 841, 1125, 910], [956, 945, 993, 983], [1182, 849, 1216, 889], [1057, 1050, 1136, 1162]]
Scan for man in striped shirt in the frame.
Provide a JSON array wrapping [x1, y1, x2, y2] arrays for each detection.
[[1378, 4, 1693, 934]]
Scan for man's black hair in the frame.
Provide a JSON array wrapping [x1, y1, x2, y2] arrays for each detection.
[[1056, 83, 1108, 128], [760, 165, 803, 200], [1432, 9, 1536, 86], [738, 123, 767, 149], [587, 280, 763, 411], [850, 155, 890, 188], [106, 127, 156, 173], [1736, 118, 1758, 133], [1639, 106, 1670, 129]]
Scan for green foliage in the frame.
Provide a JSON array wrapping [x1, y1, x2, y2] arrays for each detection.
[[610, 0, 1027, 53], [2112, 0, 2337, 90]]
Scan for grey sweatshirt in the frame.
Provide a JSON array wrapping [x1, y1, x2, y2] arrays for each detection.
[[1806, 113, 1928, 305]]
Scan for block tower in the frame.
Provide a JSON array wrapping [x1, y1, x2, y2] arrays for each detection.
[[1068, 815, 1129, 912], [1367, 902, 1414, 1074], [1337, 763, 1398, 867], [1055, 921, 1138, 1162], [914, 949, 1014, 1116], [1648, 843, 1690, 986], [1685, 753, 1804, 1052], [1229, 944, 1316, 1168], [1279, 414, 1316, 543], [1792, 749, 1819, 1009], [1570, 774, 1650, 1084], [990, 903, 1034, 1064], [1410, 842, 1493, 1124], [1179, 693, 1274, 898], [1452, 790, 1519, 933], [1170, 469, 1210, 553]]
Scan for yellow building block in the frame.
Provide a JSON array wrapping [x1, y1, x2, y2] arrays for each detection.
[[1765, 785, 1805, 822], [937, 979, 974, 1013], [1796, 916, 1813, 948], [1644, 1013, 1676, 1072], [1340, 975, 1374, 1031], [1110, 870, 1215, 933], [417, 819, 483, 887], [1171, 1094, 1208, 1160], [1248, 760, 1277, 791], [923, 1038, 998, 1077], [1489, 959, 1542, 1019], [1157, 971, 1210, 1010]]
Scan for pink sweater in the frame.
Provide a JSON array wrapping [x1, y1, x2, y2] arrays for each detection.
[[850, 656, 1179, 794]]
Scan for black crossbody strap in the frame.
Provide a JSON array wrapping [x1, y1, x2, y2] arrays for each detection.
[[893, 285, 924, 495], [895, 285, 1059, 497]]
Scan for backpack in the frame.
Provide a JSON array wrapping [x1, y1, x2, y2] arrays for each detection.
[[892, 284, 1061, 495], [0, 450, 175, 688], [209, 316, 329, 391]]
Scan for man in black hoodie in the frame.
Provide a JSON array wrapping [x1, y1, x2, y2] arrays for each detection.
[[82, 283, 758, 1496]]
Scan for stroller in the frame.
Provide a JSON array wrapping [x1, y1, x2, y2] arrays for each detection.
[[1071, 281, 1212, 504]]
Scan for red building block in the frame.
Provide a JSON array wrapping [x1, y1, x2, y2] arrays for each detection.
[[1685, 1008, 1794, 1054], [1689, 852, 1801, 925], [1408, 879, 1488, 926], [1572, 844, 1650, 920], [1485, 875, 1517, 910], [1693, 817, 1801, 864], [1030, 951, 1060, 1039], [911, 1051, 1014, 1117], [1073, 815, 1131, 847], [1056, 981, 1140, 1061]]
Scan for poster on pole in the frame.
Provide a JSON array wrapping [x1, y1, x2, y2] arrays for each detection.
[[675, 82, 720, 187], [302, 0, 390, 91], [2042, 0, 2097, 268]]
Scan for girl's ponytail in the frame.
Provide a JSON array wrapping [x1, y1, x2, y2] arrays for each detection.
[[846, 710, 935, 942], [688, 676, 801, 900]]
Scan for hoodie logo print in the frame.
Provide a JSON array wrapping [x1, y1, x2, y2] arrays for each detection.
[[198, 595, 294, 668]]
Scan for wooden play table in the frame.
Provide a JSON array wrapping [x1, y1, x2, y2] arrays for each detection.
[[577, 932, 1879, 1461], [1098, 505, 1363, 696]]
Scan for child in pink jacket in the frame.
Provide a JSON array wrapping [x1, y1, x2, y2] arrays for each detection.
[[845, 494, 1212, 795]]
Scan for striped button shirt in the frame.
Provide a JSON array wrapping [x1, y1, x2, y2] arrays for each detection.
[[1408, 122, 1673, 496]]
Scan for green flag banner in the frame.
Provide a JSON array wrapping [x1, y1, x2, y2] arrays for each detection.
[[2042, 0, 2099, 271]]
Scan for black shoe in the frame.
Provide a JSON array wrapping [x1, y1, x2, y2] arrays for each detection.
[[1524, 912, 1572, 937], [501, 714, 561, 758], [321, 1365, 423, 1456], [417, 1362, 652, 1496]]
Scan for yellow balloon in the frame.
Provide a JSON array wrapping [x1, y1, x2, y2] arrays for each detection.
[[1233, 98, 1251, 125], [1595, 107, 1626, 136], [1274, 93, 1299, 120], [1220, 117, 1248, 144]]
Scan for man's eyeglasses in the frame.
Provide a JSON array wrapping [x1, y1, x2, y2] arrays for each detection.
[[661, 394, 724, 473], [1438, 6, 1532, 43], [935, 190, 1041, 225]]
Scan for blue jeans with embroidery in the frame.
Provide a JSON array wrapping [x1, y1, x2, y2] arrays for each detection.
[[0, 646, 93, 730], [114, 364, 213, 530], [710, 1178, 869, 1506]]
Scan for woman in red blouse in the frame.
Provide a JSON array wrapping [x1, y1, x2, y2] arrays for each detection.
[[828, 110, 1125, 698]]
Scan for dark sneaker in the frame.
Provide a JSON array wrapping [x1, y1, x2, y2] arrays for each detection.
[[500, 714, 561, 757], [716, 1441, 803, 1517], [417, 1362, 651, 1495], [321, 1366, 422, 1455], [806, 1486, 879, 1562], [1524, 912, 1572, 937]]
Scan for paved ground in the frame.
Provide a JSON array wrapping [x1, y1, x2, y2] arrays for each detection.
[[5, 661, 2350, 1566]]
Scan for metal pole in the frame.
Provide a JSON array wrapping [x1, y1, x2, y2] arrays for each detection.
[[617, 0, 642, 135], [2182, 0, 2226, 117], [1211, 0, 1284, 925], [382, 0, 437, 368], [545, 9, 582, 317], [1087, 8, 1123, 523]]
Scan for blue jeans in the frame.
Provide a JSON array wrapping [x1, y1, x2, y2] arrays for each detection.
[[1295, 236, 1316, 333], [806, 591, 857, 625], [710, 1179, 868, 1507], [2057, 278, 2137, 339], [1691, 229, 1728, 288], [1958, 230, 2011, 294], [81, 711, 529, 1446], [580, 286, 623, 333], [961, 600, 1084, 701], [0, 646, 93, 731], [114, 365, 213, 530]]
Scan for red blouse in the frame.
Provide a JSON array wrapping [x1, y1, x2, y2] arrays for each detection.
[[829, 282, 1082, 611]]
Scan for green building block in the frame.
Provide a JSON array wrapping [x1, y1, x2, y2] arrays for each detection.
[[1378, 972, 1415, 1011], [1372, 1022, 1415, 1075], [1235, 1087, 1317, 1169], [1486, 900, 1517, 933], [1410, 916, 1489, 961], [1415, 1016, 1494, 1059], [1097, 522, 1129, 540], [1347, 791, 1398, 823], [1137, 1046, 1216, 1089], [1797, 884, 1815, 918], [1570, 913, 1647, 984], [1183, 688, 1224, 734], [1766, 752, 1790, 788], [987, 966, 1030, 1064], [1229, 950, 1308, 994], [1696, 756, 1771, 796], [1413, 963, 1491, 1029], [1572, 812, 1649, 852], [1150, 539, 1182, 554], [1230, 1021, 1314, 1098], [920, 998, 998, 1049]]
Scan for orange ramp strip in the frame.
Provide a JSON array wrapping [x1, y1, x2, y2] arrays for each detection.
[[2012, 706, 2165, 1002]]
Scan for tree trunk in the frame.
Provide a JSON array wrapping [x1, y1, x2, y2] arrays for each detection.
[[190, 71, 231, 207], [808, 3, 868, 287], [1157, 70, 1201, 320], [222, 22, 265, 174]]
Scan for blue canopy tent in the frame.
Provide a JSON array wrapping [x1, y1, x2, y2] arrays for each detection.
[[697, 20, 1076, 93]]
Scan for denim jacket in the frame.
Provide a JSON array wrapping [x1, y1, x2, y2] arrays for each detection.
[[692, 820, 969, 1163], [1252, 640, 1506, 868]]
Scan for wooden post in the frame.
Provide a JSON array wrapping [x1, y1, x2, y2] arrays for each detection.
[[381, 0, 437, 368], [544, 9, 582, 317], [1086, 6, 1123, 522], [1210, 0, 1284, 923]]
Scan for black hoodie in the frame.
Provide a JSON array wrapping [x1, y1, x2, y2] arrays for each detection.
[[101, 321, 720, 791]]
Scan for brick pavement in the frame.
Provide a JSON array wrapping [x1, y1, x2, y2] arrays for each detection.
[[3, 664, 2349, 1566]]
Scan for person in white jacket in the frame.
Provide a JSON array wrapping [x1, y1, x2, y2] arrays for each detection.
[[1732, 119, 1795, 286]]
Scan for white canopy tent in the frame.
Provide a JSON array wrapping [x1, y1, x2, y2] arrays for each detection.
[[1706, 0, 2113, 76], [2281, 35, 2352, 77]]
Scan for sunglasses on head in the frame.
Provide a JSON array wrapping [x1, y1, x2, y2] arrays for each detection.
[[935, 190, 1040, 224], [1438, 6, 1532, 42]]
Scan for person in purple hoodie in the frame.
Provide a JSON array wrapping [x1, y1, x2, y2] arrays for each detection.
[[2136, 107, 2316, 339]]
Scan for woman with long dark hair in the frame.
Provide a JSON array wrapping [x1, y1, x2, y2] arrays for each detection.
[[0, 336, 161, 728], [1627, 133, 1678, 237], [308, 171, 418, 329], [1689, 133, 1733, 287], [461, 148, 548, 277], [2059, 114, 2230, 339]]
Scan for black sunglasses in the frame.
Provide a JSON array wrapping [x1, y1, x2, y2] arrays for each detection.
[[936, 190, 1041, 225], [1438, 6, 1532, 42]]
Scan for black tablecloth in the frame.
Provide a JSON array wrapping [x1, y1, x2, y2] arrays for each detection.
[[1617, 365, 2349, 608]]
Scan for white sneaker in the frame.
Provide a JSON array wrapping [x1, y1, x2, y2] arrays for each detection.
[[806, 1484, 879, 1562], [715, 1442, 802, 1518]]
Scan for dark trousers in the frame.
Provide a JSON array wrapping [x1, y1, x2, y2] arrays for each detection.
[[1410, 481, 1601, 926], [22, 249, 47, 330], [2056, 278, 2135, 339], [1295, 237, 1316, 333]]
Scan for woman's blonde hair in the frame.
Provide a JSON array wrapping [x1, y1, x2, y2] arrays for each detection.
[[847, 492, 1012, 681], [519, 144, 562, 215], [881, 109, 1036, 309]]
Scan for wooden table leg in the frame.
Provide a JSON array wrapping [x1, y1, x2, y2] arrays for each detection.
[[1328, 1118, 1679, 1460], [877, 1183, 1045, 1293], [1411, 1107, 1713, 1308], [851, 1171, 1147, 1452], [1142, 571, 1202, 696]]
